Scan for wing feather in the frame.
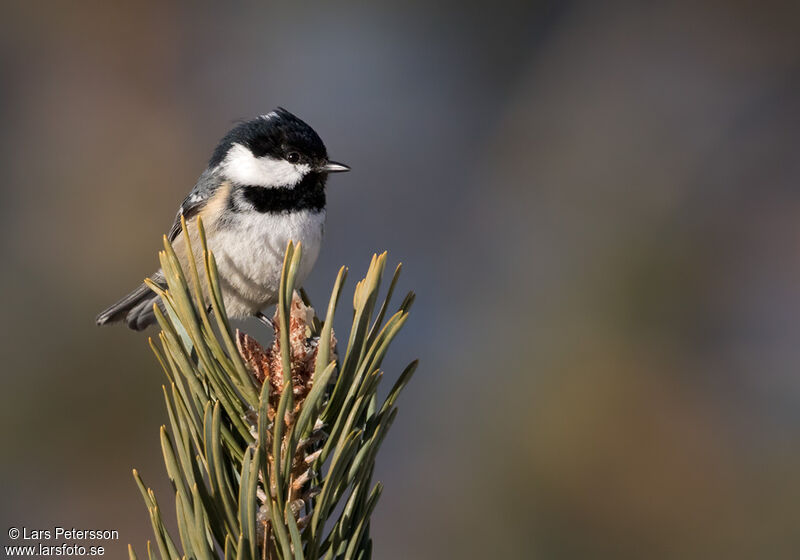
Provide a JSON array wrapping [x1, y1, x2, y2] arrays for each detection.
[[167, 167, 222, 241]]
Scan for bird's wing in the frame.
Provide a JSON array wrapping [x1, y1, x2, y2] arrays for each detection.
[[167, 168, 222, 242]]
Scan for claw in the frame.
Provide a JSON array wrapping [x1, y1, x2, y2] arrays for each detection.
[[304, 335, 320, 348], [254, 311, 274, 329]]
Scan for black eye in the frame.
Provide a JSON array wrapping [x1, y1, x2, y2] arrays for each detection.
[[286, 152, 300, 163]]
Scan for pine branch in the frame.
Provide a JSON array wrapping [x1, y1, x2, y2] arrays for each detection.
[[131, 218, 417, 560]]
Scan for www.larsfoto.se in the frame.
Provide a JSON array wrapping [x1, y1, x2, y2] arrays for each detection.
[[5, 543, 106, 556]]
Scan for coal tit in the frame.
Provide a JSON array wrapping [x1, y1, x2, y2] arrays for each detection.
[[96, 108, 349, 330]]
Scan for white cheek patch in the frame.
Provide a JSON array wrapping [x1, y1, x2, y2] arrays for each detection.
[[222, 143, 309, 188]]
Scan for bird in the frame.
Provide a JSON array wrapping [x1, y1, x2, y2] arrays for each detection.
[[96, 108, 350, 331]]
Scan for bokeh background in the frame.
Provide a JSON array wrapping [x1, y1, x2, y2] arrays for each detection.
[[2, 1, 800, 558]]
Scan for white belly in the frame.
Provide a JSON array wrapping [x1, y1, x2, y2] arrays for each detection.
[[208, 210, 325, 317]]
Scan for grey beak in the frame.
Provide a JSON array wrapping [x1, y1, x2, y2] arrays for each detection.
[[321, 161, 350, 173]]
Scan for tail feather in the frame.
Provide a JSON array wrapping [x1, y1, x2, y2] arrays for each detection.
[[126, 293, 165, 331], [96, 272, 165, 331]]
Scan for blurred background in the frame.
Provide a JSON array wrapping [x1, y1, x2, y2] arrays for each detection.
[[2, 0, 800, 558]]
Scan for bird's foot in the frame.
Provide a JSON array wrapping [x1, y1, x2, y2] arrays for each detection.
[[305, 335, 320, 348], [254, 311, 274, 330]]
